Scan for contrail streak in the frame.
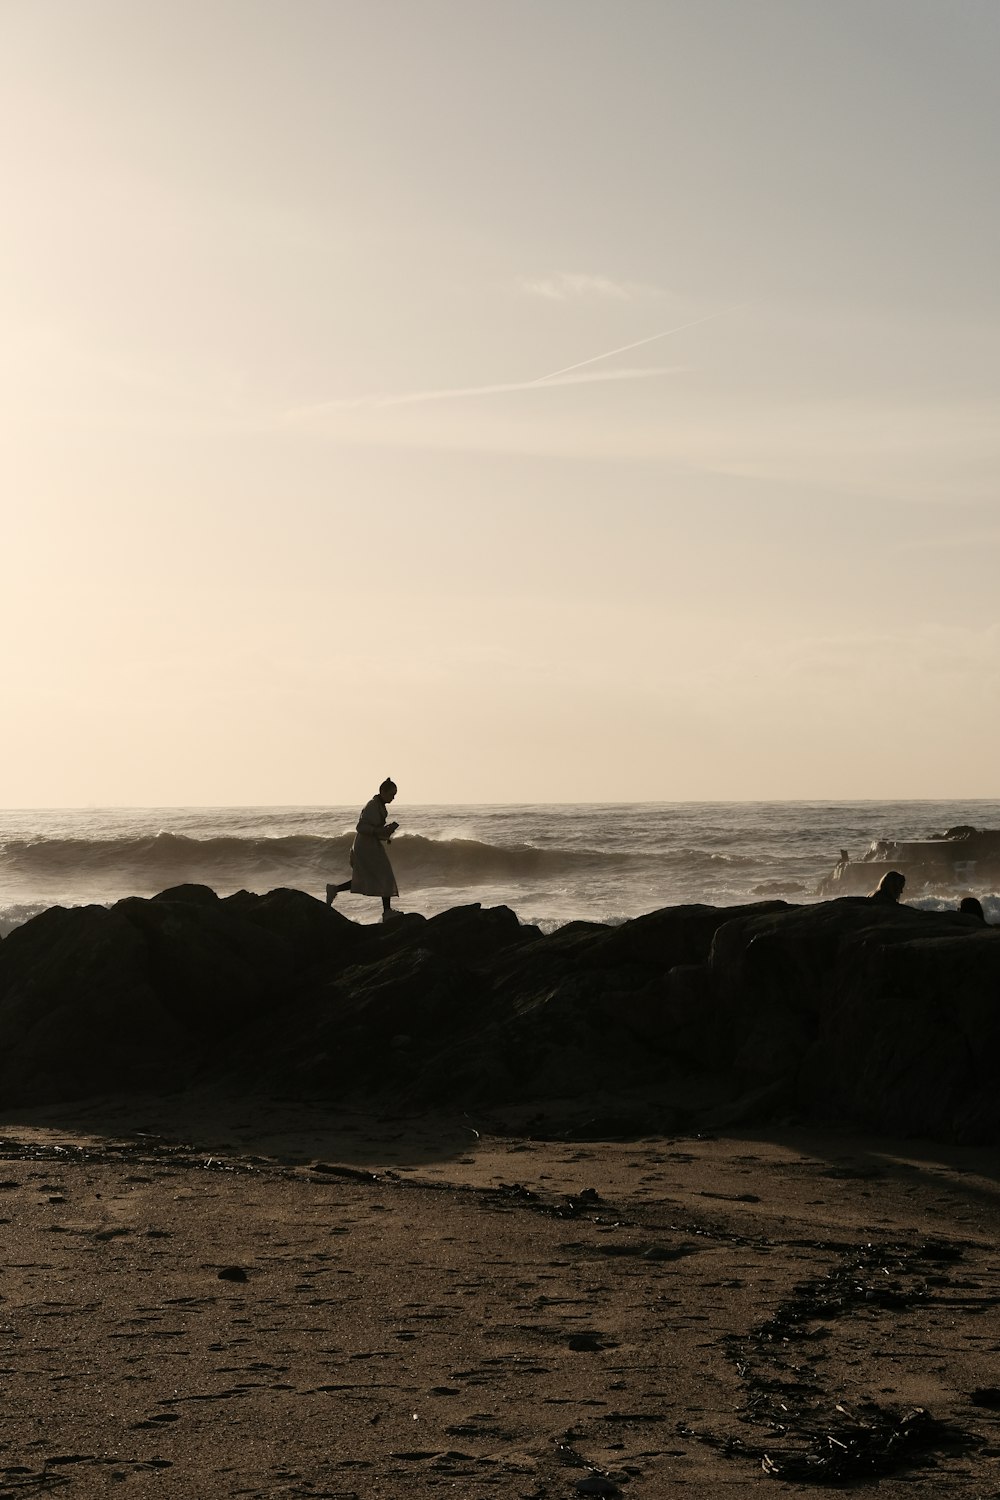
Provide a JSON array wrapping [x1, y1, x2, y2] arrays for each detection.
[[369, 364, 682, 409], [286, 364, 684, 420], [530, 307, 734, 384], [283, 305, 736, 423]]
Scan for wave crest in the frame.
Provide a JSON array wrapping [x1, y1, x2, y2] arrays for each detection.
[[0, 830, 626, 890]]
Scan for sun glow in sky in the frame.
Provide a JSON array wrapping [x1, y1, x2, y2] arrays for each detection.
[[3, 0, 998, 806]]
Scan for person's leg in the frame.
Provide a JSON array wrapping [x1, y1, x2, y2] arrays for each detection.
[[325, 880, 352, 906], [382, 895, 392, 915]]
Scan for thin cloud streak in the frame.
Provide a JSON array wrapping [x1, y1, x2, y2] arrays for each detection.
[[285, 363, 686, 421], [531, 308, 736, 382], [283, 305, 734, 423]]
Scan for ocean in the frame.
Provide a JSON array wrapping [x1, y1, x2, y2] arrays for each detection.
[[2, 800, 999, 939]]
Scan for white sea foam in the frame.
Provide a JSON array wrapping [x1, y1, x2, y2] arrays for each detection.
[[2, 800, 999, 935]]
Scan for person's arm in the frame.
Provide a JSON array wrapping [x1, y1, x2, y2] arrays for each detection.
[[356, 800, 384, 837], [357, 800, 397, 840]]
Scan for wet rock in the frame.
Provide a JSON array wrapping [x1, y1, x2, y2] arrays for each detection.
[[0, 903, 186, 1103], [224, 885, 366, 965], [0, 890, 997, 1142], [574, 1476, 621, 1496], [394, 902, 529, 965], [700, 900, 1000, 1140]]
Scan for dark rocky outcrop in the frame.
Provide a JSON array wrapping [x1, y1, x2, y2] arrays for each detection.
[[0, 889, 997, 1141]]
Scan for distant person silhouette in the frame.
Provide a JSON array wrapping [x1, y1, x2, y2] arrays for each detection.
[[326, 778, 400, 919], [869, 870, 906, 903], [959, 895, 986, 921]]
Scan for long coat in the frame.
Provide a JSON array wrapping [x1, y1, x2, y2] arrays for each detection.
[[349, 796, 399, 897]]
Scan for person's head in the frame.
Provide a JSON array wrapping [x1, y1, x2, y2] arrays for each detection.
[[872, 869, 906, 902], [379, 777, 397, 804], [959, 895, 985, 921]]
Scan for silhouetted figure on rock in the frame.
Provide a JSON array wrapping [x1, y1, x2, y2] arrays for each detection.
[[870, 869, 906, 903], [959, 895, 986, 921], [326, 778, 400, 920]]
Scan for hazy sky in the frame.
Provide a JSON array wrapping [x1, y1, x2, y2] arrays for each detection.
[[3, 0, 998, 806]]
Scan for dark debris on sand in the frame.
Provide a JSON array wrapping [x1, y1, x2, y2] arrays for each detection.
[[680, 1237, 979, 1484]]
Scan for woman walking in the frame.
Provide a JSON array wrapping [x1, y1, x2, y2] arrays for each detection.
[[326, 778, 400, 919]]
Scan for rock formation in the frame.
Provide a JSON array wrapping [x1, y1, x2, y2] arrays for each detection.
[[0, 888, 996, 1142]]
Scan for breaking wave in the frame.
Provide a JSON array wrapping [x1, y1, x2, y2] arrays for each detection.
[[1, 831, 350, 884], [0, 830, 638, 893], [4, 799, 999, 936]]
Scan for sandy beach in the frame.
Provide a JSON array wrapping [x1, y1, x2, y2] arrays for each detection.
[[7, 1, 1000, 1493], [2, 1094, 998, 1497]]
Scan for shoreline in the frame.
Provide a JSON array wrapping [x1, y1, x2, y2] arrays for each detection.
[[5, 800, 1000, 941], [2, 886, 999, 1490]]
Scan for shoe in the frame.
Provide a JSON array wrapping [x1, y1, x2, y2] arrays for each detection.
[[325, 884, 336, 906], [382, 908, 404, 922]]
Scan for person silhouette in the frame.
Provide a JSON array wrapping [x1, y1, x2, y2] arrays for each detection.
[[869, 870, 906, 903], [959, 895, 986, 921], [326, 778, 400, 919]]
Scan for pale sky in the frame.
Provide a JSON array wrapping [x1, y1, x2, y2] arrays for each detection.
[[3, 0, 998, 806]]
